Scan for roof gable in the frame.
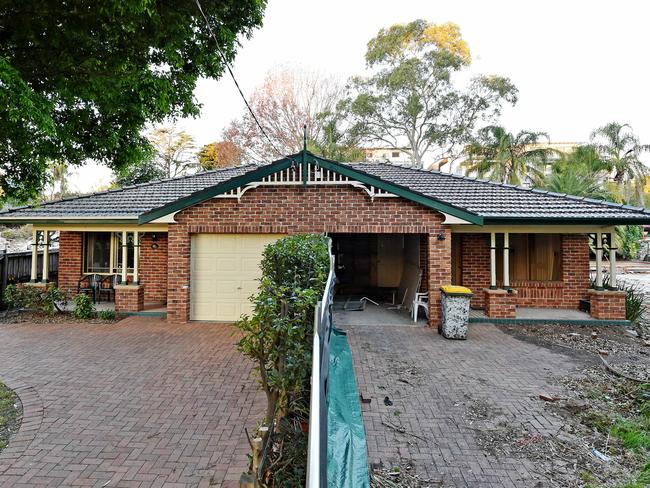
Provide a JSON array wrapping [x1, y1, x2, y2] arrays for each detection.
[[137, 152, 485, 225]]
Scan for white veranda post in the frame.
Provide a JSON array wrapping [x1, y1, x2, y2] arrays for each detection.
[[42, 231, 50, 283], [133, 231, 139, 284], [30, 229, 39, 282], [503, 232, 510, 289], [121, 230, 128, 284], [595, 233, 603, 289], [490, 232, 497, 289], [609, 232, 617, 288]]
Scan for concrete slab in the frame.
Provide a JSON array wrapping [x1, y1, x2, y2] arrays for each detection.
[[470, 307, 591, 321], [333, 302, 426, 327]]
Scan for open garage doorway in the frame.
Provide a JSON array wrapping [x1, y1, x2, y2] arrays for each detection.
[[330, 233, 428, 326]]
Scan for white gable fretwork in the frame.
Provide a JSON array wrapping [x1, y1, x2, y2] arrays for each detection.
[[215, 162, 398, 201]]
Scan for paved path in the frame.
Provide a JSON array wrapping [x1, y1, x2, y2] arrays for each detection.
[[0, 316, 263, 488], [340, 322, 581, 487]]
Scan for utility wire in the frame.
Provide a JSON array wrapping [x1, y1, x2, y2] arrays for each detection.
[[193, 0, 287, 159]]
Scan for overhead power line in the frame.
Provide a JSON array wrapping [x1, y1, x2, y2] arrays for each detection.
[[193, 0, 286, 159]]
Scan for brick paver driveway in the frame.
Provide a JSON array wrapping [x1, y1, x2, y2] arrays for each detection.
[[340, 322, 581, 488], [0, 316, 263, 488]]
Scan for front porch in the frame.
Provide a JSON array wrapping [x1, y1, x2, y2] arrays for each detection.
[[27, 226, 169, 314], [468, 306, 629, 325], [451, 227, 627, 322]]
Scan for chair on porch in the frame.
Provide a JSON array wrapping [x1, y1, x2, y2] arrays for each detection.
[[97, 274, 119, 303], [77, 274, 102, 303], [410, 272, 429, 322]]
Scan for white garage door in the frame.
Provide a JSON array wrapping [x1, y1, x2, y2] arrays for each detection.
[[190, 234, 284, 321]]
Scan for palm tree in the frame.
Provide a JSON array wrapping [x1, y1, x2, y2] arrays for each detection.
[[542, 145, 612, 200], [543, 168, 611, 200], [590, 122, 650, 202], [463, 126, 556, 185]]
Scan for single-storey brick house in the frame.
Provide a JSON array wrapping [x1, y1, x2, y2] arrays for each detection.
[[2, 150, 649, 325]]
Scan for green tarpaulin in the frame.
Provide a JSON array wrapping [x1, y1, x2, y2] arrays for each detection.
[[327, 328, 370, 487]]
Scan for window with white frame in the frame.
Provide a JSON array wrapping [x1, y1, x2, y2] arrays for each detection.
[[83, 232, 135, 274]]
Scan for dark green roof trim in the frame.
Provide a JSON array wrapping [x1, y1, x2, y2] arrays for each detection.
[[483, 217, 650, 225], [308, 154, 484, 225], [139, 151, 485, 225], [138, 157, 296, 224]]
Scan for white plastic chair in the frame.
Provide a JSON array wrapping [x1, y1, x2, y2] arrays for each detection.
[[412, 292, 429, 322]]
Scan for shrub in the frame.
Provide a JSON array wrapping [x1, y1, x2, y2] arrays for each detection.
[[72, 293, 95, 319], [623, 282, 647, 326], [617, 225, 643, 260], [236, 234, 330, 425], [3, 284, 68, 315], [97, 310, 116, 320]]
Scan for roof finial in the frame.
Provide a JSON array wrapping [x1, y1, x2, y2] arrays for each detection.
[[303, 123, 307, 152]]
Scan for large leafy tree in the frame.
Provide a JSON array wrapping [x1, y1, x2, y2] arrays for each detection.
[[464, 126, 556, 185], [343, 20, 518, 168], [590, 122, 650, 202], [224, 66, 363, 163], [0, 0, 267, 202]]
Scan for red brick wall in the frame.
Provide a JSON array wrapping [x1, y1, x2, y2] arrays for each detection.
[[167, 186, 451, 324], [58, 231, 83, 296], [139, 233, 168, 304], [589, 290, 626, 320], [419, 234, 429, 293], [460, 234, 491, 308], [459, 233, 590, 310], [484, 289, 517, 318], [115, 285, 144, 312], [58, 230, 169, 305]]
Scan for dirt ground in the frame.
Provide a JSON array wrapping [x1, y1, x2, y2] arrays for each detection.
[[498, 323, 650, 487]]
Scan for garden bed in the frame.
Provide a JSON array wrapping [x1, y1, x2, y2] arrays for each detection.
[[0, 381, 21, 452], [0, 310, 121, 325]]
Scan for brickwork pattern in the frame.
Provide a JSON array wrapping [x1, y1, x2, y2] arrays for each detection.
[[0, 317, 264, 487], [460, 234, 491, 309], [115, 285, 145, 312], [341, 322, 581, 487], [460, 233, 590, 310], [589, 289, 626, 320], [167, 186, 451, 325], [484, 289, 517, 318], [139, 233, 168, 304], [58, 231, 83, 296]]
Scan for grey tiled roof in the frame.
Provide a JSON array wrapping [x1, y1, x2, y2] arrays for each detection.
[[351, 163, 650, 222], [0, 165, 262, 220], [0, 159, 648, 223]]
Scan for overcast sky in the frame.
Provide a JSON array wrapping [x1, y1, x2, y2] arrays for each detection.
[[72, 0, 650, 191]]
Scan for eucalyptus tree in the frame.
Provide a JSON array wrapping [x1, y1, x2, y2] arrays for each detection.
[[0, 0, 266, 202], [463, 126, 556, 185], [590, 122, 650, 202], [342, 20, 518, 168]]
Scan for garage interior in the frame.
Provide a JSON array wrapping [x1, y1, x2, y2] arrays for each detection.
[[330, 233, 427, 326]]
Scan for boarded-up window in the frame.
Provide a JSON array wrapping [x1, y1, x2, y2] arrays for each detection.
[[497, 234, 561, 281]]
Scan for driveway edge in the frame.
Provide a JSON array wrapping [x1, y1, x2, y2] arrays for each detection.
[[0, 377, 43, 472]]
